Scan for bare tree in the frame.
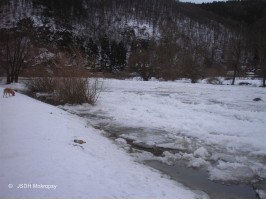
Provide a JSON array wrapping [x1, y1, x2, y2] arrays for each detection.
[[0, 29, 29, 83], [180, 50, 201, 83], [226, 34, 244, 85], [257, 20, 266, 87], [128, 48, 154, 81]]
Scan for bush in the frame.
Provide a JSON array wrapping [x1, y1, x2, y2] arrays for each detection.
[[238, 82, 251, 86], [56, 77, 102, 105], [26, 76, 102, 105], [57, 77, 87, 104], [86, 78, 102, 105], [26, 48, 103, 105], [206, 77, 223, 85], [26, 77, 56, 93]]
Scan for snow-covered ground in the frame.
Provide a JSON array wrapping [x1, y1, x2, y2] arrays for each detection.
[[61, 79, 266, 198], [0, 86, 203, 198]]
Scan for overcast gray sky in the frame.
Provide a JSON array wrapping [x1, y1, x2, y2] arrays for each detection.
[[180, 0, 225, 3]]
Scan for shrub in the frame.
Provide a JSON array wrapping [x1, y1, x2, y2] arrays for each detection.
[[26, 48, 103, 105], [56, 77, 102, 105], [26, 76, 102, 105], [238, 82, 251, 86], [57, 77, 87, 104], [206, 77, 223, 85], [86, 78, 102, 105], [26, 77, 56, 93]]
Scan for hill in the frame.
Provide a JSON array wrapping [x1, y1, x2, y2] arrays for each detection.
[[0, 0, 265, 84]]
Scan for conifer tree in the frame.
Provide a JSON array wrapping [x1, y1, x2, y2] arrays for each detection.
[[117, 41, 127, 71], [86, 38, 99, 70], [100, 35, 111, 72]]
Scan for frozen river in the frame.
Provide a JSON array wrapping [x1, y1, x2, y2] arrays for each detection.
[[61, 79, 266, 198]]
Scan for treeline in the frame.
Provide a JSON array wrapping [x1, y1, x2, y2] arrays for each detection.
[[197, 0, 266, 25], [0, 0, 265, 85], [197, 0, 266, 85]]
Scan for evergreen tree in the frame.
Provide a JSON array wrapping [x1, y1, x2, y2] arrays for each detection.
[[117, 41, 127, 71], [100, 35, 111, 72], [110, 41, 127, 73], [86, 38, 99, 70], [110, 41, 119, 72], [86, 38, 99, 58]]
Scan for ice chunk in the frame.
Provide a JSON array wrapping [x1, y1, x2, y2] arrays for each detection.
[[208, 161, 255, 182], [256, 189, 266, 199], [210, 153, 236, 163], [157, 142, 185, 150], [193, 147, 210, 158], [146, 141, 156, 146], [162, 151, 182, 161], [188, 157, 209, 168], [115, 138, 127, 146], [163, 151, 175, 159], [181, 153, 194, 161]]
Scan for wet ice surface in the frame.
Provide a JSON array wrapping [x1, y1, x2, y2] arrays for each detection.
[[61, 79, 266, 198], [146, 160, 258, 199]]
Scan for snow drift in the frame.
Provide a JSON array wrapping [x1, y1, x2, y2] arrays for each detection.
[[0, 87, 201, 198]]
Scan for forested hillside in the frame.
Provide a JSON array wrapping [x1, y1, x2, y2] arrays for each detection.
[[198, 0, 266, 24], [0, 0, 265, 84]]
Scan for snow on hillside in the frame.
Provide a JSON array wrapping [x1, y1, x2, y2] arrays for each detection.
[[0, 87, 202, 198]]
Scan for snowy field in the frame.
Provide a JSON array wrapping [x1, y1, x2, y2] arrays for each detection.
[[1, 78, 266, 198], [0, 86, 203, 198], [61, 79, 266, 198]]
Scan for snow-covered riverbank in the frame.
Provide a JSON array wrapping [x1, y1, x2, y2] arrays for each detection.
[[0, 86, 201, 198]]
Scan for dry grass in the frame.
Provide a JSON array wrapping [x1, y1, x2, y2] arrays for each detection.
[[26, 48, 103, 105], [56, 77, 102, 105], [26, 76, 102, 105], [26, 77, 57, 93]]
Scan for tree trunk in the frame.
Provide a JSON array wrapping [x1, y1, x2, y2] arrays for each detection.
[[10, 71, 15, 83], [6, 69, 11, 84], [15, 73, 19, 83], [263, 65, 266, 87], [231, 67, 237, 85]]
